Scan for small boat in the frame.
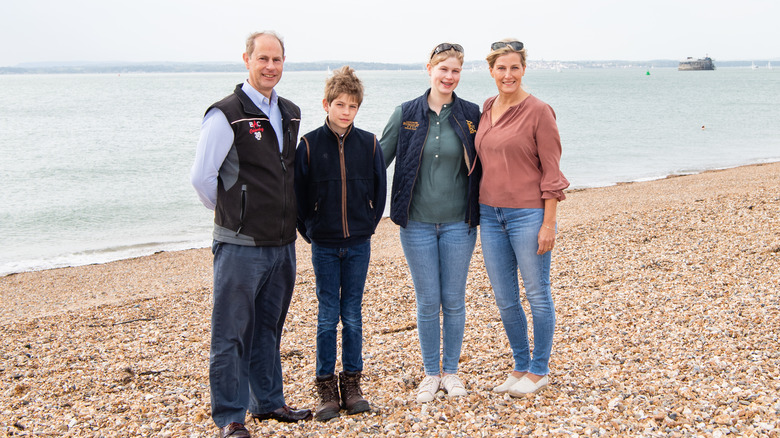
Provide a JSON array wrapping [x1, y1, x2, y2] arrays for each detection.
[[751, 61, 758, 70]]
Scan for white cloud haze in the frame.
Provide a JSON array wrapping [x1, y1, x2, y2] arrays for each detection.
[[1, 0, 777, 66]]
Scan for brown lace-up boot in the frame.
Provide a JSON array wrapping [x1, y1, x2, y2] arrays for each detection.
[[338, 371, 370, 415], [314, 374, 340, 422]]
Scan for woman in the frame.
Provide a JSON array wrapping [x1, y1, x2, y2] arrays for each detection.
[[380, 43, 481, 403], [475, 39, 569, 396]]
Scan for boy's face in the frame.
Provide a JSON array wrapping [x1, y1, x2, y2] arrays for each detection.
[[323, 93, 360, 135]]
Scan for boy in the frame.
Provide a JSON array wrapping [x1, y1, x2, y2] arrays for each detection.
[[294, 66, 387, 422]]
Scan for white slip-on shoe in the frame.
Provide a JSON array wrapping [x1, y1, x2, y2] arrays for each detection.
[[440, 374, 467, 397], [508, 375, 549, 397], [493, 374, 521, 393], [416, 375, 441, 403]]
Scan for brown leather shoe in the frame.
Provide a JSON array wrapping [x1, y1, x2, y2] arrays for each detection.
[[339, 371, 370, 415], [219, 422, 250, 438], [314, 374, 340, 422], [250, 405, 312, 423]]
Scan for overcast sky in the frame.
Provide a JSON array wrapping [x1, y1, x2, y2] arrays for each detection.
[[2, 0, 778, 67]]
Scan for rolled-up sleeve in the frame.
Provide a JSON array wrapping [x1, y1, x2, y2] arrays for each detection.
[[537, 105, 569, 201]]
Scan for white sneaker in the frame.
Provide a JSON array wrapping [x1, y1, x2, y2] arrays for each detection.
[[416, 375, 441, 403], [508, 375, 549, 396], [493, 374, 521, 393], [441, 374, 467, 397]]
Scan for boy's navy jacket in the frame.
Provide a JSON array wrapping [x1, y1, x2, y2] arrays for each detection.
[[294, 120, 387, 247]]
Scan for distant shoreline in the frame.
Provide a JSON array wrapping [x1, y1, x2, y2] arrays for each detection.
[[2, 59, 778, 74]]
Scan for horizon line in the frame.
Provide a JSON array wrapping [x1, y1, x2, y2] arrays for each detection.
[[4, 56, 780, 69]]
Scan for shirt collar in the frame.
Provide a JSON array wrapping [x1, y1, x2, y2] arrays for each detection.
[[241, 80, 278, 110]]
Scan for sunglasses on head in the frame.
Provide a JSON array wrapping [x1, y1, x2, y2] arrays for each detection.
[[491, 41, 524, 52], [431, 43, 464, 59]]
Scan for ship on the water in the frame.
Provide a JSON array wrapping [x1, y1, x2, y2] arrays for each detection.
[[678, 56, 715, 71]]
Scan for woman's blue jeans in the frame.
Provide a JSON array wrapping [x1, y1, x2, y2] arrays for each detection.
[[400, 220, 477, 375], [311, 240, 371, 377], [479, 205, 556, 376]]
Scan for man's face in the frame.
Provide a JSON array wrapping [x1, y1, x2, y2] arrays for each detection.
[[243, 34, 284, 98]]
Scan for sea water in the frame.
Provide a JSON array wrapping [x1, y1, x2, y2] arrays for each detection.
[[1, 68, 778, 275]]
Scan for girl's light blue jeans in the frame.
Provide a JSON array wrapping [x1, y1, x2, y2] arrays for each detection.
[[400, 220, 476, 375]]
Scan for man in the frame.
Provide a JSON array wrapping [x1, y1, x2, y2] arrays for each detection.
[[191, 31, 311, 438]]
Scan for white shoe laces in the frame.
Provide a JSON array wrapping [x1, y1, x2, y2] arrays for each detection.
[[441, 374, 465, 393], [418, 375, 441, 396]]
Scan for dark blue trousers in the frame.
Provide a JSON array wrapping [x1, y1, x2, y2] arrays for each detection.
[[311, 240, 371, 377], [209, 241, 296, 427]]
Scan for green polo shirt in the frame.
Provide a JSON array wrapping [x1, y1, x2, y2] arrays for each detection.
[[380, 103, 468, 224]]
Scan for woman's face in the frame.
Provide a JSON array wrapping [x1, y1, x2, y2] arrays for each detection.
[[489, 52, 526, 95], [427, 56, 462, 96]]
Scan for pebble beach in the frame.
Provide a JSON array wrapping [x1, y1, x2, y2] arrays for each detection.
[[1, 162, 778, 437]]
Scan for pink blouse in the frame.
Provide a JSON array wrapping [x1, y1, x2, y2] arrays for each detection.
[[475, 95, 569, 209]]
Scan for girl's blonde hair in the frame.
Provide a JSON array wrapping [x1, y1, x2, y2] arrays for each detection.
[[429, 43, 465, 67]]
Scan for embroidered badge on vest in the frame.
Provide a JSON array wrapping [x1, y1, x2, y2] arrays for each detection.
[[467, 120, 477, 134], [402, 121, 419, 131], [248, 121, 264, 140]]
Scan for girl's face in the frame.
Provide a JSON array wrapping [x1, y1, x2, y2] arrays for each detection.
[[490, 52, 526, 95], [427, 56, 462, 96]]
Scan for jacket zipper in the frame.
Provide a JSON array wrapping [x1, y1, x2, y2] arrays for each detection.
[[453, 116, 477, 227], [279, 130, 290, 242], [237, 184, 247, 236], [407, 127, 429, 224], [338, 134, 349, 238], [453, 118, 472, 171]]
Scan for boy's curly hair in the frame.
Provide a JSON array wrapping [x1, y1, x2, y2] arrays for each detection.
[[325, 66, 364, 106]]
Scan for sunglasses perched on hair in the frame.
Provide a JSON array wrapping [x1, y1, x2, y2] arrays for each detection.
[[491, 41, 524, 52], [431, 43, 464, 58]]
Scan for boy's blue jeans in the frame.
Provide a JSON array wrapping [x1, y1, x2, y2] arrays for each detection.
[[311, 240, 371, 377]]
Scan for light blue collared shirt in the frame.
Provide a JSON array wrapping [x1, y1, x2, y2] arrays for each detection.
[[190, 81, 284, 210], [240, 81, 284, 151]]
